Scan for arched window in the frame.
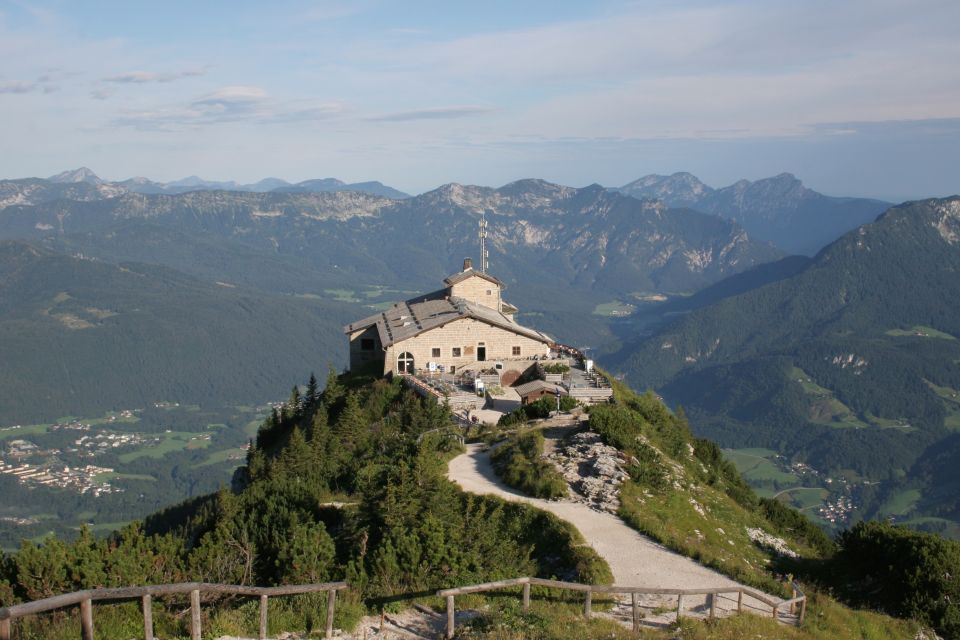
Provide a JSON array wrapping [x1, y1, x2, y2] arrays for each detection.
[[397, 352, 415, 374]]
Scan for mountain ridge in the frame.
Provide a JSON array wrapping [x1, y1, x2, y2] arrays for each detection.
[[612, 196, 960, 533], [618, 171, 891, 255]]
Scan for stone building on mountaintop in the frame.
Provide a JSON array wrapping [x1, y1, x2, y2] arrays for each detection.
[[343, 257, 554, 381]]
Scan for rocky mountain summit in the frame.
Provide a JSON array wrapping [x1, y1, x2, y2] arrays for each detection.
[[619, 172, 890, 255]]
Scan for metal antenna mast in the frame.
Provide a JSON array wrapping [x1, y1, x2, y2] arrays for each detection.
[[479, 212, 489, 272]]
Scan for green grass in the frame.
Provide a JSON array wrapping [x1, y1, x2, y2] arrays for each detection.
[[85, 412, 140, 427], [322, 288, 362, 302], [886, 325, 956, 340], [790, 367, 871, 429], [618, 480, 797, 595], [878, 489, 922, 517], [244, 418, 265, 437], [924, 381, 960, 430], [775, 487, 829, 511], [117, 431, 211, 463], [592, 301, 636, 316], [93, 472, 156, 483], [197, 447, 247, 467], [0, 423, 50, 440], [724, 448, 800, 486], [84, 520, 130, 534]]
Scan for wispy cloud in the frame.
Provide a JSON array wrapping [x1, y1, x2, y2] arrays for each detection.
[[0, 81, 37, 94], [103, 68, 206, 84], [113, 85, 346, 129], [367, 106, 494, 122]]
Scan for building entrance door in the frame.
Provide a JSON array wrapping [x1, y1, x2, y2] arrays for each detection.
[[477, 346, 486, 361]]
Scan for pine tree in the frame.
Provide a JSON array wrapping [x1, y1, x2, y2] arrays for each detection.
[[324, 365, 344, 407], [334, 392, 368, 451], [306, 372, 319, 409]]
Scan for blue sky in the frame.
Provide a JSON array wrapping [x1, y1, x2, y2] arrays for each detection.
[[0, 0, 958, 200]]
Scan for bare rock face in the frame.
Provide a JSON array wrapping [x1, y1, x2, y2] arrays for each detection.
[[547, 431, 628, 513], [746, 527, 799, 559]]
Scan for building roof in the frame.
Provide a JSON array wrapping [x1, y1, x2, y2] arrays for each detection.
[[443, 268, 506, 289], [344, 295, 552, 348], [512, 379, 564, 398]]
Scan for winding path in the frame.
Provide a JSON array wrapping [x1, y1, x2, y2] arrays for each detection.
[[447, 443, 783, 619]]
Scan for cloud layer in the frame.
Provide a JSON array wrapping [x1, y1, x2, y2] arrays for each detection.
[[0, 0, 957, 198]]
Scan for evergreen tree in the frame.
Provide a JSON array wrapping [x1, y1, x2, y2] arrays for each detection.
[[276, 517, 336, 584], [324, 365, 345, 407], [334, 392, 368, 451], [306, 372, 319, 409]]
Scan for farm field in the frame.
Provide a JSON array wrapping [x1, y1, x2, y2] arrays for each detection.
[[0, 402, 271, 550], [886, 325, 956, 340]]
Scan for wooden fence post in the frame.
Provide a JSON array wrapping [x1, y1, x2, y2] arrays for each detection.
[[522, 583, 530, 612], [446, 595, 455, 639], [799, 597, 807, 624], [80, 597, 94, 640], [737, 590, 743, 613], [771, 603, 778, 620], [676, 594, 683, 622], [631, 593, 639, 632], [1, 618, 10, 640], [142, 594, 153, 640], [190, 589, 201, 640], [259, 595, 268, 640], [584, 588, 592, 619], [790, 586, 798, 615], [325, 589, 337, 639], [708, 593, 716, 620]]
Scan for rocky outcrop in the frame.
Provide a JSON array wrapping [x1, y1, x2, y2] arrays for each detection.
[[746, 527, 799, 559], [547, 431, 628, 513]]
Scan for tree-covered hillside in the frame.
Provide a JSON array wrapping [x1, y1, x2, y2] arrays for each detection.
[[0, 373, 610, 637], [0, 371, 943, 639], [0, 241, 360, 423], [614, 197, 960, 532]]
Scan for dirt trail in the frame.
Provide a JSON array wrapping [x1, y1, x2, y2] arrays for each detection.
[[447, 443, 783, 621]]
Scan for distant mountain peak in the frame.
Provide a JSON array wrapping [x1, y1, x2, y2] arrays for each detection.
[[48, 167, 103, 185], [619, 172, 713, 208]]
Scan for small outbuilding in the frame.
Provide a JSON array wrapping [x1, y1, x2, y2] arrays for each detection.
[[513, 379, 565, 405]]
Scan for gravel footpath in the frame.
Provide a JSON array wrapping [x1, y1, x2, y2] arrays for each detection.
[[447, 443, 783, 620]]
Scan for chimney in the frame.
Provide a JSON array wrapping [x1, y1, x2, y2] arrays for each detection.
[[463, 257, 473, 271]]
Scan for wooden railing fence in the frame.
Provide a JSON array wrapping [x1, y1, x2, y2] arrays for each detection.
[[0, 581, 348, 640], [437, 576, 807, 639]]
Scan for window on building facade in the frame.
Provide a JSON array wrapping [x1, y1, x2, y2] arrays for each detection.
[[486, 289, 492, 295], [512, 346, 521, 356], [397, 352, 415, 374], [431, 347, 441, 358], [452, 347, 462, 357], [360, 338, 375, 351]]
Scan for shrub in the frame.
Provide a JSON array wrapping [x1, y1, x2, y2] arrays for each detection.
[[491, 431, 568, 500]]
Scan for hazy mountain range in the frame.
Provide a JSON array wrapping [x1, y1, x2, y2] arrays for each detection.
[[0, 171, 784, 422], [5, 166, 957, 535], [43, 166, 411, 199], [618, 172, 891, 255]]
